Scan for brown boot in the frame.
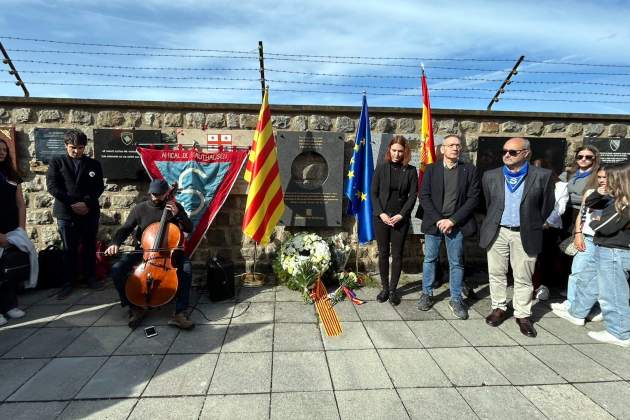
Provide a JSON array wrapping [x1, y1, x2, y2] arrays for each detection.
[[169, 312, 194, 330], [128, 308, 146, 329]]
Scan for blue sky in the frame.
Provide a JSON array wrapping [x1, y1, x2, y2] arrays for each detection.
[[1, 0, 629, 114]]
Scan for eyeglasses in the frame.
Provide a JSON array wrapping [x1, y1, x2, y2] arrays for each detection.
[[576, 154, 595, 161], [502, 149, 525, 157]]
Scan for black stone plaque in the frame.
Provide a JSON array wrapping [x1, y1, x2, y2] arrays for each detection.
[[585, 137, 630, 164], [276, 131, 344, 226], [93, 129, 163, 180], [34, 128, 68, 163], [477, 137, 567, 175]]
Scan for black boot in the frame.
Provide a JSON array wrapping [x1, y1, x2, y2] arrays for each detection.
[[389, 290, 401, 306], [376, 289, 389, 303]]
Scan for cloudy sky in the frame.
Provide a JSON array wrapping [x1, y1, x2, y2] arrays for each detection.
[[1, 0, 629, 114]]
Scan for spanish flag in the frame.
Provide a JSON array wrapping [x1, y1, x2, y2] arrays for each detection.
[[242, 88, 284, 244], [419, 69, 436, 188]]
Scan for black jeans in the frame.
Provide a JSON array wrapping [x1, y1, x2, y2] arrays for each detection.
[[0, 276, 18, 313], [374, 217, 410, 292], [57, 215, 99, 288], [111, 252, 193, 314]]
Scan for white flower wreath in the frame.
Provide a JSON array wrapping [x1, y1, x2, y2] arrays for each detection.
[[279, 232, 331, 276]]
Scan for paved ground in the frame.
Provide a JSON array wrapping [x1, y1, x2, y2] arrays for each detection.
[[1, 277, 630, 420]]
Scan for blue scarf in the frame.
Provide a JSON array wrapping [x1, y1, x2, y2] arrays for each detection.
[[572, 169, 591, 184], [503, 162, 529, 193]]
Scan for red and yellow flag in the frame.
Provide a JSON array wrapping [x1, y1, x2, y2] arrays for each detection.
[[419, 70, 436, 188], [242, 89, 284, 244]]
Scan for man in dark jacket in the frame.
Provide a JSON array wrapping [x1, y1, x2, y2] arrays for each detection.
[[46, 130, 105, 299], [416, 135, 480, 319], [480, 137, 554, 337]]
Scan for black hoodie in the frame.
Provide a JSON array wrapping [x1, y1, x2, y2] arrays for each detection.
[[586, 191, 630, 250]]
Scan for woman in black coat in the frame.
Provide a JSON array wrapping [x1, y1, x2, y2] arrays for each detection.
[[371, 135, 418, 305]]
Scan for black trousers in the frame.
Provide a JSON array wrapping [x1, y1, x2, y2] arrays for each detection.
[[0, 277, 18, 313], [374, 217, 410, 292], [57, 215, 99, 288]]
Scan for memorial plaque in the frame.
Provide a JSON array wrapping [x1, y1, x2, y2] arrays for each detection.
[[94, 129, 163, 179], [34, 128, 68, 163], [585, 137, 630, 164], [477, 137, 567, 175], [277, 131, 344, 226]]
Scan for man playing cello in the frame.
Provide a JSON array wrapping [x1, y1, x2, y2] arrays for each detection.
[[104, 179, 194, 330]]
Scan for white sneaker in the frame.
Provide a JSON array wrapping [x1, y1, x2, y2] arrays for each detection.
[[0, 314, 7, 326], [552, 306, 585, 326], [588, 312, 604, 322], [6, 308, 25, 319], [550, 302, 568, 312], [588, 330, 630, 347]]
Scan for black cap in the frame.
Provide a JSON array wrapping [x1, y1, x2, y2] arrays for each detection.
[[148, 179, 169, 195]]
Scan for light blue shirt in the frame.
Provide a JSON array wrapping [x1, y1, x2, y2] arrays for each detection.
[[500, 180, 524, 227]]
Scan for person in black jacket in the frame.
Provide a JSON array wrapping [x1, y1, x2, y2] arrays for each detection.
[[581, 162, 630, 347], [371, 135, 418, 305], [416, 135, 480, 319], [104, 179, 195, 330], [46, 130, 105, 299]]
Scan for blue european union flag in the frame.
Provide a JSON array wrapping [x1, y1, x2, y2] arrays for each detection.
[[344, 95, 374, 244]]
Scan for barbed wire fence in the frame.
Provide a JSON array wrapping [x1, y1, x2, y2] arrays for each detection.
[[1, 36, 630, 111]]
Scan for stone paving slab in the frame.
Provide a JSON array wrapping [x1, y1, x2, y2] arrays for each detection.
[[0, 401, 68, 420], [432, 299, 483, 320], [190, 303, 235, 325], [477, 346, 566, 385], [275, 301, 317, 323], [336, 389, 408, 420], [535, 317, 600, 344], [9, 357, 106, 401], [168, 324, 227, 354], [3, 326, 85, 358], [450, 319, 519, 347], [326, 349, 392, 390], [272, 351, 333, 392], [320, 321, 373, 350], [270, 391, 339, 420], [398, 387, 477, 419], [207, 352, 272, 394], [0, 358, 49, 400], [0, 303, 70, 330], [355, 301, 402, 321], [363, 321, 422, 349], [143, 353, 218, 396], [274, 322, 324, 351], [114, 325, 179, 355], [379, 349, 451, 388], [0, 327, 37, 355], [406, 320, 470, 348], [331, 300, 360, 322], [59, 326, 131, 357], [129, 396, 205, 420], [526, 345, 621, 383], [394, 300, 443, 321], [238, 285, 276, 302], [58, 398, 137, 420], [518, 384, 614, 419], [428, 347, 509, 387], [458, 385, 546, 419], [76, 355, 163, 399], [574, 344, 630, 380], [221, 322, 273, 353], [574, 381, 630, 419], [201, 394, 270, 420], [498, 318, 564, 345], [231, 302, 274, 324]]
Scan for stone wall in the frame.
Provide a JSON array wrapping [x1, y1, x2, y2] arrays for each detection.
[[1, 96, 629, 280]]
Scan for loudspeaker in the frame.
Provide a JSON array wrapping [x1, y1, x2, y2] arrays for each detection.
[[206, 256, 235, 302]]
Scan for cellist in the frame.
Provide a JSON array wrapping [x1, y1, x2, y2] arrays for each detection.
[[104, 179, 194, 330]]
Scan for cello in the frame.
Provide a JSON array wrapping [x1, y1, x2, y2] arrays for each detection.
[[125, 182, 184, 308]]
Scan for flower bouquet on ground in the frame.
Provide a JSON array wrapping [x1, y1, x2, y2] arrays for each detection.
[[329, 271, 366, 305]]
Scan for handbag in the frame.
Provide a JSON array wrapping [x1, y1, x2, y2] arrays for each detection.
[[559, 236, 578, 256], [37, 245, 65, 289], [0, 246, 30, 287]]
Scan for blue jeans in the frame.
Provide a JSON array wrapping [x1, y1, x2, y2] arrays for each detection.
[[568, 236, 599, 316], [111, 252, 193, 314], [422, 229, 464, 303], [595, 246, 630, 340]]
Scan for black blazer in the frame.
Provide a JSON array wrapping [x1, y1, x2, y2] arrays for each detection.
[[479, 165, 555, 254], [417, 162, 480, 237], [371, 163, 418, 219], [46, 154, 105, 220]]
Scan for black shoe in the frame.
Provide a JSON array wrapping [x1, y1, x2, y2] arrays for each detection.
[[389, 291, 401, 306], [57, 285, 73, 300], [376, 290, 389, 303], [515, 317, 537, 337]]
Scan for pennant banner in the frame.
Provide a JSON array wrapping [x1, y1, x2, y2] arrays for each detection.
[[138, 146, 249, 257]]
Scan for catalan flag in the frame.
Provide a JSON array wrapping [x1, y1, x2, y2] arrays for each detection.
[[344, 94, 374, 244], [419, 69, 436, 188], [242, 88, 284, 244]]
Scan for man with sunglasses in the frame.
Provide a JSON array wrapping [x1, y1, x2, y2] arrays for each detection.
[[480, 137, 555, 337]]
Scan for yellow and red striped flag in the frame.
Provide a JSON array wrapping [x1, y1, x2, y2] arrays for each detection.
[[242, 88, 284, 244], [419, 69, 436, 188]]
